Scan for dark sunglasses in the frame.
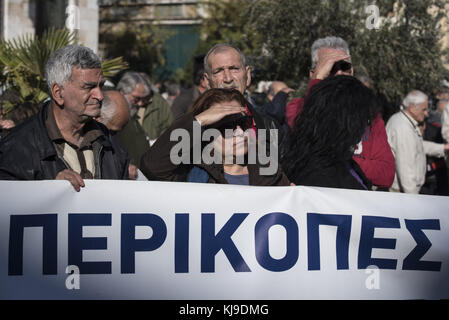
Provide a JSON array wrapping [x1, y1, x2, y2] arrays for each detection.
[[330, 60, 352, 76], [211, 114, 253, 135]]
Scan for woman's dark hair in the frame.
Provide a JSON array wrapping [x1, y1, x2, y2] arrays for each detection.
[[281, 75, 378, 182], [190, 88, 246, 116]]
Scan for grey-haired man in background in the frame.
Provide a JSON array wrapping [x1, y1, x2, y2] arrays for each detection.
[[0, 45, 129, 191]]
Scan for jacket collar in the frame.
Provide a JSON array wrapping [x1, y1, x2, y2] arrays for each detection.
[[400, 110, 422, 136], [36, 102, 112, 160], [195, 162, 280, 186]]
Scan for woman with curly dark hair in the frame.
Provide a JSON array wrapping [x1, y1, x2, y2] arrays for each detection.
[[140, 88, 289, 186], [281, 75, 378, 190]]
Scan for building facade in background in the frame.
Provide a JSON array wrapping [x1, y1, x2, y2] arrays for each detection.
[[0, 0, 208, 82], [99, 0, 206, 79], [1, 1, 447, 80], [1, 0, 99, 52]]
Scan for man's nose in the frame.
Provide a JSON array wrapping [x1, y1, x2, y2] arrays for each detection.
[[223, 69, 233, 82], [93, 87, 104, 102], [234, 126, 245, 135]]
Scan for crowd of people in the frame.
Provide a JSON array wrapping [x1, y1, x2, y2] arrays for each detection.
[[1, 36, 449, 196]]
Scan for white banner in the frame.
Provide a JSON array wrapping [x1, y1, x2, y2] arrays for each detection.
[[0, 180, 448, 300]]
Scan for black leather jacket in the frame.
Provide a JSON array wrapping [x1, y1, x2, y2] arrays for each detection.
[[0, 103, 129, 180]]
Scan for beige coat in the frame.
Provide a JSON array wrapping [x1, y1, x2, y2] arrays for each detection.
[[386, 110, 445, 193]]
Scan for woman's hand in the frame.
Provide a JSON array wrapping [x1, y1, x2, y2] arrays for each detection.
[[194, 101, 246, 127], [0, 119, 15, 130]]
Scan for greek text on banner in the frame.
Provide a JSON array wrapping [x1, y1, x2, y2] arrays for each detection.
[[0, 180, 448, 299]]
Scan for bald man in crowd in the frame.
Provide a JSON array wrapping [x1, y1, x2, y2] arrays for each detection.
[[97, 90, 142, 180], [97, 90, 130, 133]]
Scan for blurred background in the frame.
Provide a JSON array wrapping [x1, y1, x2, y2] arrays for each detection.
[[0, 0, 448, 120]]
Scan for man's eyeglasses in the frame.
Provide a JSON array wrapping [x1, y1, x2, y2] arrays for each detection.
[[129, 89, 154, 105], [130, 95, 150, 105]]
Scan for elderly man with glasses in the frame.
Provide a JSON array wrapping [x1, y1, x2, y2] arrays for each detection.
[[117, 71, 173, 145], [115, 72, 153, 174]]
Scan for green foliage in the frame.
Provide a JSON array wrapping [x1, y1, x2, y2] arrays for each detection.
[[0, 28, 128, 118], [196, 0, 262, 56], [100, 22, 170, 83], [101, 56, 129, 79], [0, 28, 76, 114], [247, 0, 449, 116], [183, 0, 449, 115], [180, 0, 264, 87]]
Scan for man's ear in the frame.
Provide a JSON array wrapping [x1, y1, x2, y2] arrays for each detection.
[[309, 70, 315, 79], [51, 83, 64, 106], [245, 66, 252, 88], [203, 72, 212, 89], [199, 76, 208, 90]]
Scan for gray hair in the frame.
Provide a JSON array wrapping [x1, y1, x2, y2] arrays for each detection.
[[311, 36, 350, 69], [116, 71, 151, 95], [267, 83, 276, 97], [356, 74, 372, 88], [403, 90, 428, 109], [45, 45, 101, 92], [100, 91, 118, 125], [204, 43, 247, 75], [167, 83, 180, 96]]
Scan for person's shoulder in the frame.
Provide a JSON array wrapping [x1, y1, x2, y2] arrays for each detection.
[[286, 97, 304, 107], [92, 120, 122, 143], [387, 112, 414, 135], [146, 92, 172, 116], [386, 111, 403, 126], [0, 111, 42, 148], [368, 114, 388, 134], [153, 92, 170, 105], [96, 122, 129, 159]]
